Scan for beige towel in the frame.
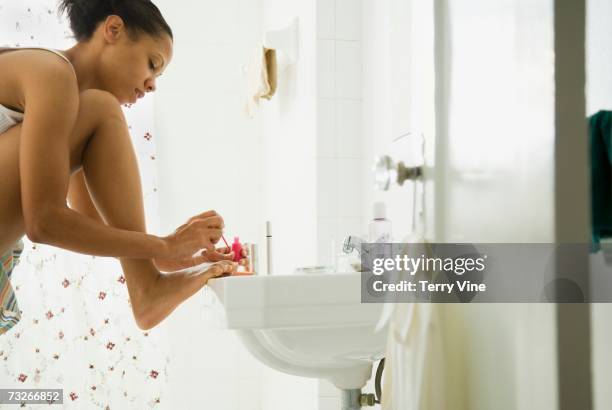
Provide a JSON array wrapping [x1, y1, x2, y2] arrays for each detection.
[[381, 240, 446, 410], [245, 46, 277, 118]]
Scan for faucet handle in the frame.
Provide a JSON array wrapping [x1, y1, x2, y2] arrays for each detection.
[[343, 235, 367, 255], [373, 155, 422, 190]]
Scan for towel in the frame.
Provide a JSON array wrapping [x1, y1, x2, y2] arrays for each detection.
[[590, 110, 612, 252], [379, 239, 446, 410], [244, 46, 278, 118]]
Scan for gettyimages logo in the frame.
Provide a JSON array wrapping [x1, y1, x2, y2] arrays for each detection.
[[360, 243, 593, 303]]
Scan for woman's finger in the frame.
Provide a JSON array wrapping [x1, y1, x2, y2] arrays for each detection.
[[216, 246, 231, 254], [206, 250, 235, 262]]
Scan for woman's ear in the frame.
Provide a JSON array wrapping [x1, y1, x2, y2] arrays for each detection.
[[102, 15, 126, 43]]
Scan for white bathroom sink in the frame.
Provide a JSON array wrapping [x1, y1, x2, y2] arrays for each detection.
[[207, 272, 387, 389]]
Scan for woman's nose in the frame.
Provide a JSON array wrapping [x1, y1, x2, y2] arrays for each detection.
[[145, 78, 156, 93]]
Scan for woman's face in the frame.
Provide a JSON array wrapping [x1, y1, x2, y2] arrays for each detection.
[[98, 16, 173, 104]]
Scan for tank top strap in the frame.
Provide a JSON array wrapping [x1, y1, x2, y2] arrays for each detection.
[[0, 47, 75, 76]]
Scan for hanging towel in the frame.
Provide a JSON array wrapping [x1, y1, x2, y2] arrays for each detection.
[[380, 239, 446, 410], [590, 110, 612, 253], [244, 46, 278, 118]]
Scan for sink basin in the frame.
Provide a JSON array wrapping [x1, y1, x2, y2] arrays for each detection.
[[206, 272, 387, 389]]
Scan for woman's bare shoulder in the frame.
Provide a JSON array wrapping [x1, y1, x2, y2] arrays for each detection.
[[8, 49, 74, 83], [0, 49, 77, 110]]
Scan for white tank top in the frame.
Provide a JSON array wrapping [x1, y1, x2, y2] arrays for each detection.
[[0, 47, 74, 134]]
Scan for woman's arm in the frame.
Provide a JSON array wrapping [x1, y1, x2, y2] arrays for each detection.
[[17, 54, 214, 260], [18, 62, 165, 258]]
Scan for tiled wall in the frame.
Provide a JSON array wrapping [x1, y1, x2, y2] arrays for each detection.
[[316, 0, 366, 268], [153, 1, 266, 409]]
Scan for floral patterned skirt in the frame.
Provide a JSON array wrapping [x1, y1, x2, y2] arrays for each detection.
[[0, 239, 23, 335]]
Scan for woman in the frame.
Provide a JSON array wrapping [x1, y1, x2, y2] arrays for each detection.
[[0, 0, 244, 334]]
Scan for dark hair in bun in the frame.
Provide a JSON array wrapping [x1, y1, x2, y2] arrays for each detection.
[[58, 0, 173, 42]]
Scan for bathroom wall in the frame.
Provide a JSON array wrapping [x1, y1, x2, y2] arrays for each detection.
[[315, 0, 366, 268], [258, 1, 319, 409], [314, 0, 420, 263], [314, 0, 415, 408], [153, 1, 267, 409]]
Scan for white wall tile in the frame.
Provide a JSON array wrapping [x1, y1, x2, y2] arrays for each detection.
[[337, 159, 364, 217], [318, 379, 341, 397], [319, 396, 341, 410], [317, 0, 336, 39], [317, 98, 337, 157], [317, 40, 336, 98], [238, 378, 262, 410], [335, 40, 362, 99], [335, 0, 362, 40], [336, 216, 366, 248], [317, 158, 339, 217], [336, 99, 363, 158], [317, 217, 338, 266]]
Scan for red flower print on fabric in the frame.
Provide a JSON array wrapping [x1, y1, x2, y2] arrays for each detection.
[[118, 276, 126, 284], [45, 311, 53, 319], [149, 370, 159, 379], [69, 392, 78, 401], [106, 342, 115, 350], [62, 278, 70, 288], [18, 374, 27, 382], [98, 291, 106, 300], [58, 331, 64, 339], [144, 132, 152, 141]]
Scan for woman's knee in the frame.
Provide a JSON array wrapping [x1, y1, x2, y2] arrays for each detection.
[[78, 89, 125, 123], [68, 90, 126, 170]]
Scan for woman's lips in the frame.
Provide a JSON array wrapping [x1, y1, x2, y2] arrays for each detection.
[[135, 89, 145, 99]]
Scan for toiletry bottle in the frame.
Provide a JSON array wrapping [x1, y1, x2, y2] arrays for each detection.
[[369, 202, 392, 243], [232, 237, 243, 262]]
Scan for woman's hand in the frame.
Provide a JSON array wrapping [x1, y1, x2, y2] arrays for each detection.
[[161, 210, 224, 260], [200, 246, 250, 266]]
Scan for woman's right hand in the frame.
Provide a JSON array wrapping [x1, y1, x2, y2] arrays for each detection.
[[162, 210, 225, 260]]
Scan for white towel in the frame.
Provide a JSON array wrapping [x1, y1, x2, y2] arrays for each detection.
[[380, 240, 446, 410], [244, 46, 277, 118]]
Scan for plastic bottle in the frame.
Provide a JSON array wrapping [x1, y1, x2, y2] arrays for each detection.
[[369, 202, 392, 243]]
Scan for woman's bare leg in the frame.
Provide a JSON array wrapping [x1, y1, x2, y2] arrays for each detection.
[[71, 90, 228, 329]]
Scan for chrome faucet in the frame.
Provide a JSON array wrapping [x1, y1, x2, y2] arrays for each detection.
[[342, 235, 369, 256]]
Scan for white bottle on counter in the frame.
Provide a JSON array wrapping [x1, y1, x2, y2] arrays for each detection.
[[369, 202, 392, 243]]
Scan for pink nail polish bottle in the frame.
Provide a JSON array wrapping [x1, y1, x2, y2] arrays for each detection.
[[232, 237, 242, 262]]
